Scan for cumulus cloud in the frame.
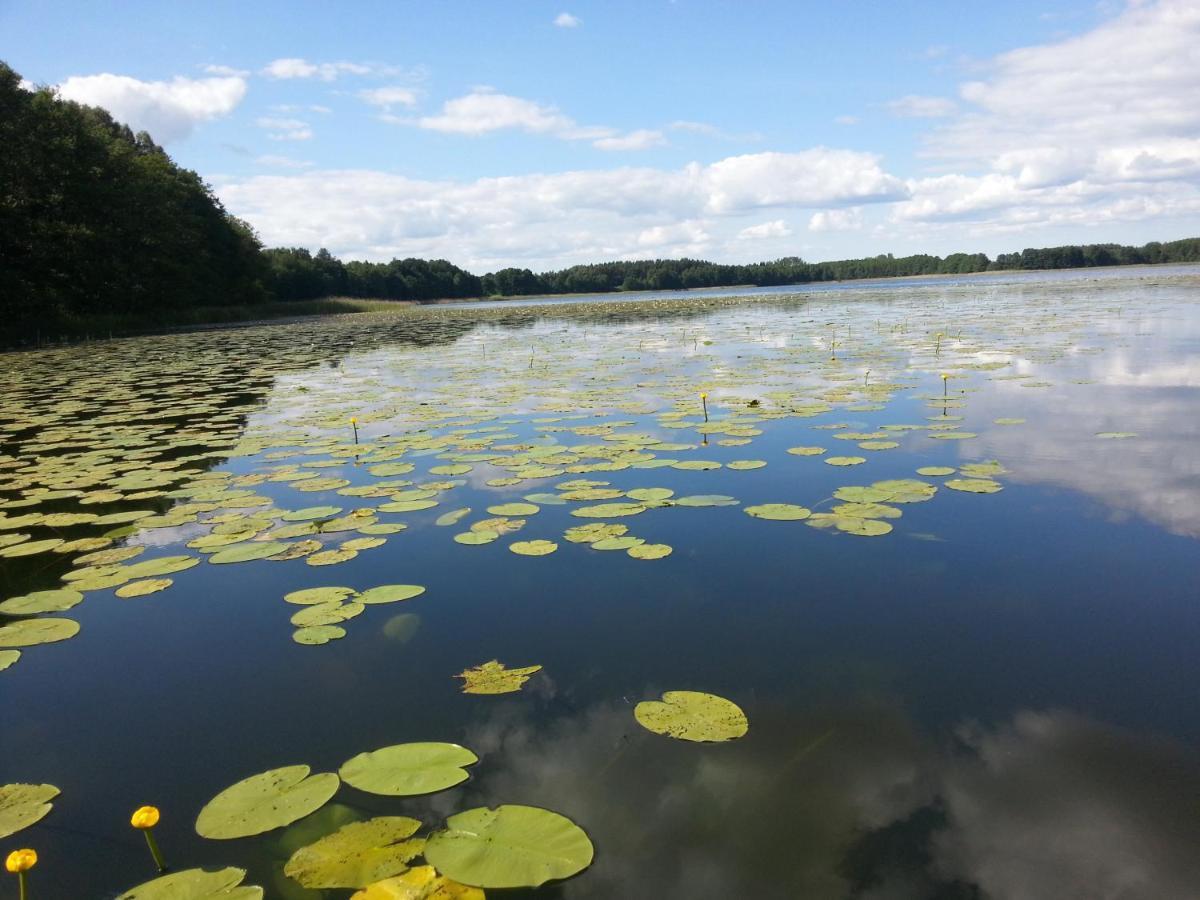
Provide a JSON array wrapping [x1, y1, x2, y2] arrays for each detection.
[[215, 149, 905, 269], [55, 72, 246, 143], [593, 129, 667, 151], [809, 208, 864, 231], [737, 219, 792, 240], [359, 85, 420, 109], [898, 0, 1200, 231], [887, 94, 957, 118], [554, 12, 581, 27], [261, 58, 382, 80], [255, 116, 313, 141]]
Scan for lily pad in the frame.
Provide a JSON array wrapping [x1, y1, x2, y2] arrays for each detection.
[[284, 816, 425, 888], [453, 530, 499, 545], [509, 540, 558, 556], [673, 494, 739, 507], [0, 589, 84, 615], [825, 456, 867, 466], [0, 618, 80, 647], [435, 508, 471, 526], [744, 504, 811, 521], [0, 650, 19, 672], [115, 579, 174, 598], [628, 543, 672, 560], [293, 625, 348, 645], [285, 586, 355, 605], [424, 805, 594, 889], [945, 478, 1004, 494], [117, 866, 263, 899], [195, 765, 340, 839], [350, 866, 483, 899], [916, 466, 955, 476], [634, 690, 748, 742], [0, 782, 60, 838], [786, 446, 826, 456], [570, 503, 646, 518], [340, 743, 479, 797], [456, 660, 542, 694], [487, 503, 539, 516], [357, 585, 425, 605], [209, 543, 289, 564]]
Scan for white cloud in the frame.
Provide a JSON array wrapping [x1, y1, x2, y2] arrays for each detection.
[[593, 129, 667, 151], [215, 149, 906, 269], [889, 0, 1200, 235], [554, 12, 581, 27], [809, 208, 864, 231], [261, 58, 378, 81], [738, 219, 793, 240], [55, 72, 246, 143], [417, 89, 574, 135], [256, 155, 314, 169], [202, 64, 249, 77], [255, 116, 313, 141], [887, 94, 958, 118], [359, 85, 420, 108], [834, 115, 859, 126]]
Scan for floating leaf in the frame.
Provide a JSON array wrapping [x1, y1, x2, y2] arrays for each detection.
[[590, 536, 644, 551], [825, 456, 866, 466], [0, 783, 59, 838], [570, 503, 646, 518], [453, 531, 498, 545], [744, 504, 811, 521], [282, 506, 344, 522], [424, 805, 594, 889], [283, 816, 424, 888], [509, 540, 557, 556], [726, 460, 766, 470], [625, 487, 674, 502], [0, 618, 80, 647], [117, 866, 263, 899], [115, 578, 173, 598], [805, 513, 893, 536], [945, 478, 1004, 494], [435, 508, 471, 527], [340, 743, 478, 797], [209, 543, 288, 564], [673, 494, 738, 507], [308, 548, 359, 566], [916, 466, 955, 476], [196, 765, 340, 839], [285, 586, 355, 606], [350, 865, 484, 899], [455, 660, 542, 694], [634, 690, 748, 742], [1096, 431, 1137, 439], [786, 446, 825, 456], [0, 650, 19, 672], [628, 543, 672, 560], [486, 503, 539, 516], [994, 418, 1025, 425], [0, 589, 84, 615], [293, 625, 347, 645], [358, 585, 426, 604]]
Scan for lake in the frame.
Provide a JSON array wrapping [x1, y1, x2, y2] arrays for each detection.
[[2, 267, 1200, 899]]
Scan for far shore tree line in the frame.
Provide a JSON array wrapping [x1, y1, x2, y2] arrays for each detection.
[[4, 59, 1200, 343]]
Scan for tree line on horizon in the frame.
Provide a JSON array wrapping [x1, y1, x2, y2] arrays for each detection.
[[4, 59, 1200, 342]]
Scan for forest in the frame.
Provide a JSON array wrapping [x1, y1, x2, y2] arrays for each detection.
[[4, 59, 1200, 343]]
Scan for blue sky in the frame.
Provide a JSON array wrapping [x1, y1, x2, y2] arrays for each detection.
[[5, 0, 1199, 271]]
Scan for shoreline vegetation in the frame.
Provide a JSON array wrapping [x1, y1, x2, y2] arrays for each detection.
[[5, 59, 1200, 347]]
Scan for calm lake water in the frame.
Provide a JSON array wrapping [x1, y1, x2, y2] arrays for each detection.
[[3, 268, 1200, 899]]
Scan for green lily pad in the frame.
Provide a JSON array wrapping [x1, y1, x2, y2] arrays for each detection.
[[590, 536, 644, 551], [994, 418, 1026, 425], [284, 816, 425, 888], [744, 504, 811, 521], [916, 466, 955, 476], [435, 508, 471, 526], [726, 460, 766, 470], [570, 502, 646, 518], [453, 530, 499, 545], [282, 507, 344, 522], [456, 660, 542, 694], [340, 743, 479, 797], [209, 543, 289, 564], [509, 540, 557, 556], [117, 866, 263, 899], [825, 456, 867, 466], [195, 765, 340, 839], [358, 585, 426, 604], [379, 500, 438, 513], [424, 805, 594, 889], [1096, 431, 1136, 439], [0, 650, 19, 672], [487, 503, 539, 516], [945, 478, 1004, 494], [673, 494, 739, 507], [0, 782, 60, 838], [293, 625, 348, 645], [0, 589, 84, 615], [805, 513, 893, 536], [628, 543, 672, 560], [348, 866, 483, 899], [285, 586, 355, 605], [291, 602, 364, 627], [634, 690, 748, 742], [786, 446, 826, 456], [0, 618, 80, 647], [307, 548, 359, 566], [115, 578, 174, 598]]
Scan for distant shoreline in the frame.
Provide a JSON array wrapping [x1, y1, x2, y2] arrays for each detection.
[[10, 261, 1199, 351]]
